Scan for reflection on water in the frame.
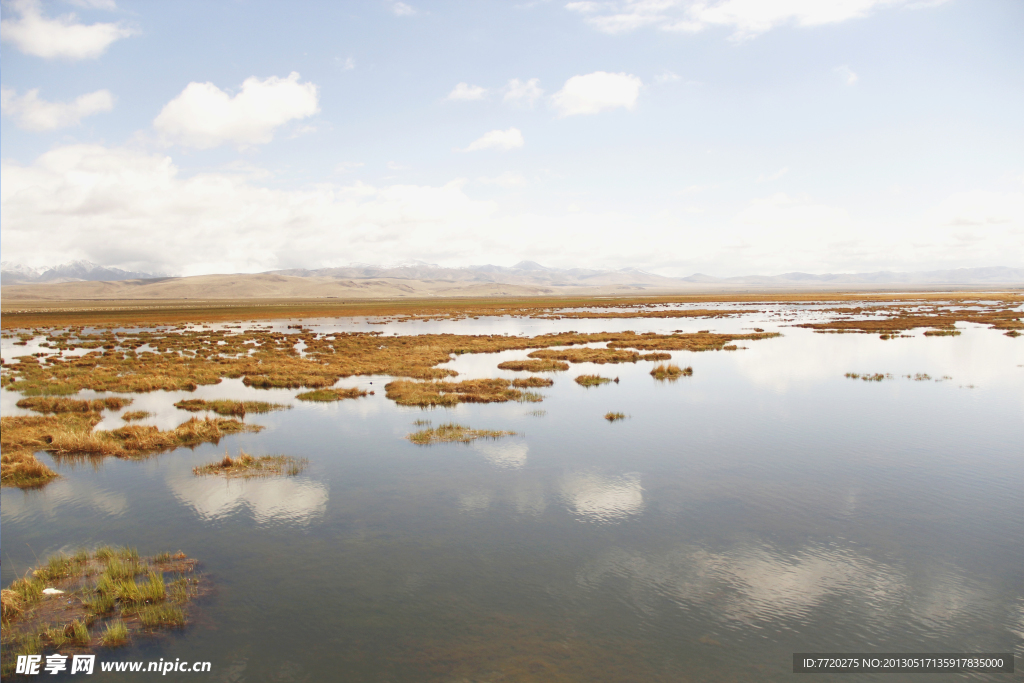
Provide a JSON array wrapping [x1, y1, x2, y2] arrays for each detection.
[[2, 315, 1022, 682], [578, 541, 907, 626], [167, 473, 328, 526], [472, 440, 529, 469], [1, 476, 129, 522], [560, 471, 644, 523], [457, 489, 494, 514]]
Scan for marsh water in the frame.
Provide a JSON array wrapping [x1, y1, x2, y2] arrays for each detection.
[[2, 306, 1023, 681]]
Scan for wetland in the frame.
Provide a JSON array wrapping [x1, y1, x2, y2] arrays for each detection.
[[1, 293, 1022, 681]]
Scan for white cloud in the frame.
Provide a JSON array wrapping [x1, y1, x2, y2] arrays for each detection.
[[756, 166, 789, 183], [503, 78, 544, 106], [2, 144, 1018, 278], [925, 190, 1024, 228], [736, 192, 854, 233], [66, 0, 117, 8], [340, 56, 355, 70], [0, 144, 499, 276], [570, 0, 945, 40], [677, 183, 718, 195], [463, 127, 524, 152], [654, 70, 681, 84], [478, 172, 528, 187], [0, 0, 133, 59], [0, 87, 113, 131], [565, 1, 604, 12], [153, 72, 319, 149], [835, 65, 859, 85], [551, 71, 642, 117], [447, 82, 488, 101], [334, 161, 365, 174], [391, 1, 416, 16], [289, 123, 318, 138]]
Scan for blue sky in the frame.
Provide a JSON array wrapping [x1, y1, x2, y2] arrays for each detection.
[[2, 0, 1022, 277]]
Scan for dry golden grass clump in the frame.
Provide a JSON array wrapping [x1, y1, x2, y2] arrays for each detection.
[[527, 348, 641, 364], [47, 417, 260, 459], [0, 413, 106, 488], [0, 449, 59, 489], [1, 547, 202, 675], [650, 364, 692, 380], [407, 423, 516, 445], [15, 396, 131, 414], [174, 398, 289, 416], [295, 387, 368, 402], [385, 378, 541, 406], [608, 331, 780, 352], [798, 302, 1022, 334], [121, 410, 152, 422], [604, 412, 627, 422], [511, 376, 554, 388], [497, 359, 570, 372], [575, 374, 613, 387], [193, 450, 308, 478], [844, 372, 892, 381], [1, 412, 262, 487], [0, 327, 780, 402], [1, 588, 24, 622]]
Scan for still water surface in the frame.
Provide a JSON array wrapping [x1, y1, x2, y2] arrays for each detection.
[[2, 310, 1022, 681]]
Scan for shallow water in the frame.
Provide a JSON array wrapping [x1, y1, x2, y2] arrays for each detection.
[[2, 311, 1022, 682]]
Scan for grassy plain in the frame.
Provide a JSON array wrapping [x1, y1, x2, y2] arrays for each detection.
[[2, 292, 1019, 328]]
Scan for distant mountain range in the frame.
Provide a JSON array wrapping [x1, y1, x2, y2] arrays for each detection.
[[677, 266, 1024, 285], [1, 260, 1021, 300], [1, 260, 164, 285], [272, 261, 674, 287], [273, 262, 1024, 286]]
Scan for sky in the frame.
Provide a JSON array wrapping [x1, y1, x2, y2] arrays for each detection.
[[1, 0, 1022, 278]]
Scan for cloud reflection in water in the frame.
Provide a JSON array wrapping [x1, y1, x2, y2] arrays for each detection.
[[0, 478, 129, 523], [168, 475, 328, 526], [560, 472, 644, 523], [472, 440, 529, 469], [575, 540, 996, 638]]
